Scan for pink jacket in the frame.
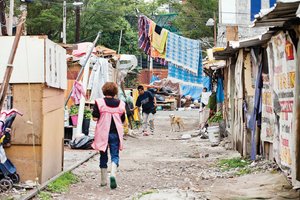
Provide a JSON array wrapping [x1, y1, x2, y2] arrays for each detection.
[[91, 98, 125, 152]]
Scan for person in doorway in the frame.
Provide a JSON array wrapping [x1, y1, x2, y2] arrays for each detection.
[[200, 87, 211, 108], [199, 87, 212, 129], [91, 82, 126, 189], [134, 85, 157, 136]]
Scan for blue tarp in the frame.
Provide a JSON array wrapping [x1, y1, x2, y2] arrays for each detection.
[[168, 63, 202, 84], [216, 78, 224, 103], [179, 76, 211, 100], [150, 75, 159, 84]]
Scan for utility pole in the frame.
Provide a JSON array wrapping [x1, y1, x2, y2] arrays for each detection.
[[75, 0, 80, 42], [8, 0, 14, 36], [62, 0, 66, 43], [149, 57, 153, 84], [117, 29, 123, 54], [214, 12, 217, 47], [0, 0, 8, 36]]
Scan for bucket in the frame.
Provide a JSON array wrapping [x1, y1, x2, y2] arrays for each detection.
[[207, 126, 220, 143], [70, 115, 78, 126]]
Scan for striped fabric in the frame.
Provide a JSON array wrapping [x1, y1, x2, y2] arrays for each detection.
[[168, 63, 202, 85], [166, 32, 201, 74], [138, 15, 167, 65], [138, 15, 151, 55]]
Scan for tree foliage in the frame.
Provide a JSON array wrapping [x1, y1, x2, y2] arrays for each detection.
[[10, 0, 167, 55], [171, 0, 218, 41]]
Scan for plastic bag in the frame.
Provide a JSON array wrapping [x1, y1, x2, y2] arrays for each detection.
[[69, 135, 94, 149]]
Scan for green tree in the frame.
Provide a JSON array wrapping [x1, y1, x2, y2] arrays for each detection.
[[14, 0, 166, 55], [171, 0, 218, 42]]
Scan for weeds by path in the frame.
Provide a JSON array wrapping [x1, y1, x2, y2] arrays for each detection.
[[38, 172, 79, 200]]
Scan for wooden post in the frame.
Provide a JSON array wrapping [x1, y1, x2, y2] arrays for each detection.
[[0, 11, 27, 109]]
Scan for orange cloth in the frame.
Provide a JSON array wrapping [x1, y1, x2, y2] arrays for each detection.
[[149, 21, 168, 58]]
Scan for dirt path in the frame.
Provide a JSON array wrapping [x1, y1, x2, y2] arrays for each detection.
[[53, 111, 299, 200]]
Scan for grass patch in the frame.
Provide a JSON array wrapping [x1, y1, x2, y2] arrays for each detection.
[[38, 191, 52, 200], [47, 172, 79, 193], [4, 198, 15, 200], [235, 168, 252, 176], [218, 157, 250, 171], [133, 190, 158, 200]]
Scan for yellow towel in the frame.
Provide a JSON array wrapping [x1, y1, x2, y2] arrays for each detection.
[[148, 21, 168, 58], [132, 89, 140, 121], [152, 28, 168, 54]]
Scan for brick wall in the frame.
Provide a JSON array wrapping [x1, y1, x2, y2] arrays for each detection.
[[138, 69, 168, 84]]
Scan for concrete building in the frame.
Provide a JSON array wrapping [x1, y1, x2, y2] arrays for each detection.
[[218, 0, 276, 46]]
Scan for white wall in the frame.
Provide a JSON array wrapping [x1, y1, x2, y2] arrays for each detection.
[[0, 36, 45, 83], [220, 0, 237, 24], [217, 0, 270, 47], [0, 36, 67, 89]]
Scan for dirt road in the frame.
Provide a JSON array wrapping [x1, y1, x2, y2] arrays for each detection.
[[55, 111, 299, 200]]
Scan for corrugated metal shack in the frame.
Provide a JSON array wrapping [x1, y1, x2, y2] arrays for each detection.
[[214, 0, 300, 188]]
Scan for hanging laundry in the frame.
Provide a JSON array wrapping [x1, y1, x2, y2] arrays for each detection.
[[166, 32, 201, 74], [138, 15, 151, 55], [138, 15, 167, 65], [249, 62, 263, 160], [149, 21, 168, 58], [168, 62, 202, 85], [88, 58, 110, 101], [216, 77, 224, 103], [71, 81, 86, 104]]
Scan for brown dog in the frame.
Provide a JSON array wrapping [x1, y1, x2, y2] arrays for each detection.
[[169, 114, 184, 132]]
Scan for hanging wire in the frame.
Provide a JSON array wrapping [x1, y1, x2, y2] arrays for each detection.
[[24, 36, 40, 188]]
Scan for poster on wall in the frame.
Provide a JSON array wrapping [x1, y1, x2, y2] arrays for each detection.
[[261, 73, 275, 143], [266, 42, 281, 165], [271, 32, 296, 168]]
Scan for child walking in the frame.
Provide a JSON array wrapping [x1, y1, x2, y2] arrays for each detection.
[[91, 82, 126, 189]]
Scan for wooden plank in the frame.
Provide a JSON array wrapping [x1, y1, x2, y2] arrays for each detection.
[[11, 84, 42, 145], [263, 142, 270, 160], [41, 107, 64, 183], [6, 145, 42, 182], [65, 80, 75, 108], [244, 52, 255, 96], [42, 87, 64, 114], [226, 26, 239, 41]]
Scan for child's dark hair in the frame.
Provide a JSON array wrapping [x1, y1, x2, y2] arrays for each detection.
[[137, 85, 144, 90]]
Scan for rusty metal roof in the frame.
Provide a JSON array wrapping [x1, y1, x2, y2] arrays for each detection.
[[253, 0, 300, 27], [213, 30, 274, 60]]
